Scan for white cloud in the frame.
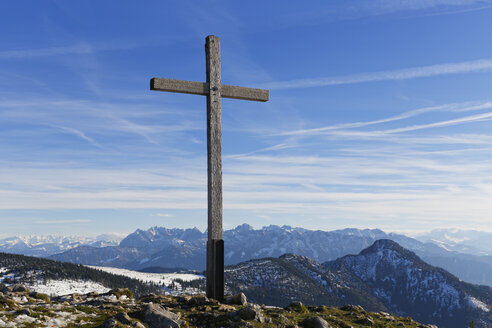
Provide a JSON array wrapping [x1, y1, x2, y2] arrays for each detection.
[[34, 219, 92, 224], [382, 111, 492, 133], [372, 0, 492, 13], [0, 40, 150, 60], [152, 213, 174, 217], [52, 125, 103, 148], [272, 101, 492, 141], [264, 58, 492, 90]]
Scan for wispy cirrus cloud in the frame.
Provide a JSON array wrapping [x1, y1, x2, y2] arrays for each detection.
[[0, 40, 150, 60], [267, 0, 492, 31], [314, 111, 492, 139], [34, 219, 92, 224], [52, 125, 103, 149], [370, 0, 492, 14], [382, 111, 492, 134], [264, 58, 492, 90], [275, 101, 492, 137]]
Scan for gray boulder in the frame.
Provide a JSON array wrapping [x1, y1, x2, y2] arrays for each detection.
[[99, 318, 121, 328], [112, 313, 146, 328], [131, 322, 146, 328], [141, 303, 181, 328], [302, 316, 332, 328], [225, 292, 247, 306], [11, 284, 29, 293], [16, 308, 31, 316], [236, 304, 264, 323], [187, 294, 209, 306], [114, 312, 133, 325]]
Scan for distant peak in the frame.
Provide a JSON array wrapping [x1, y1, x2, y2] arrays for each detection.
[[360, 239, 403, 254], [234, 223, 254, 231], [279, 253, 306, 260]]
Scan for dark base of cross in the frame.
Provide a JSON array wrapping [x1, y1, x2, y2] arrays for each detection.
[[207, 239, 224, 300], [150, 35, 269, 300]]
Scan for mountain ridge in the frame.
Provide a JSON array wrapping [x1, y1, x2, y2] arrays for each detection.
[[225, 239, 492, 328], [47, 224, 492, 286], [0, 234, 123, 258]]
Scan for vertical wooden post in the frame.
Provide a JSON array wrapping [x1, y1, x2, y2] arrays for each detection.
[[205, 35, 224, 301]]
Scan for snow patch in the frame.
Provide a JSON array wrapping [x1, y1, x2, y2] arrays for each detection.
[[88, 265, 203, 286], [28, 279, 110, 296], [467, 296, 490, 312]]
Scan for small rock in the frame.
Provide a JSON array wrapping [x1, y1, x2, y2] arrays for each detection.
[[83, 299, 104, 307], [132, 322, 146, 328], [312, 305, 329, 312], [70, 293, 81, 300], [277, 314, 290, 325], [355, 316, 374, 326], [108, 288, 133, 299], [99, 318, 121, 328], [218, 304, 236, 311], [11, 284, 29, 293], [287, 301, 309, 313], [16, 308, 31, 316], [114, 312, 133, 325], [302, 316, 331, 328], [187, 294, 209, 306], [340, 304, 364, 312], [141, 303, 181, 328], [177, 295, 191, 303], [225, 292, 247, 306], [231, 321, 254, 328], [235, 304, 264, 323]]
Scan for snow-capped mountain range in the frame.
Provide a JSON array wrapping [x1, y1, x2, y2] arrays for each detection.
[[0, 234, 123, 257], [44, 224, 492, 287], [225, 239, 492, 328], [416, 229, 492, 256], [1, 233, 491, 327]]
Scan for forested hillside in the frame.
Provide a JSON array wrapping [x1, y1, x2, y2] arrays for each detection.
[[0, 252, 162, 297]]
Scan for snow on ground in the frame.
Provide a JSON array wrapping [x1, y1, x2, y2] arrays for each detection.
[[467, 296, 490, 312], [0, 269, 14, 283], [88, 265, 203, 286], [0, 266, 109, 296], [28, 279, 110, 296]]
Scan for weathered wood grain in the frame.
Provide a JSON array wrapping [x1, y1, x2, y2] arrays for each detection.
[[206, 35, 223, 242], [150, 78, 207, 95], [222, 84, 269, 102], [206, 35, 224, 301], [151, 78, 268, 102]]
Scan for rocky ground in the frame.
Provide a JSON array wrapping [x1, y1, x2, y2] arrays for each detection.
[[0, 283, 438, 328]]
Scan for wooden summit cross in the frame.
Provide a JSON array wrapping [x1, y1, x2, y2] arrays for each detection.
[[150, 35, 269, 300]]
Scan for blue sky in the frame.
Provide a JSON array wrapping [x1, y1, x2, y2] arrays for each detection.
[[1, 0, 492, 237]]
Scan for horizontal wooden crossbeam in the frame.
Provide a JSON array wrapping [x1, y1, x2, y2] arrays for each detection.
[[151, 78, 269, 102]]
